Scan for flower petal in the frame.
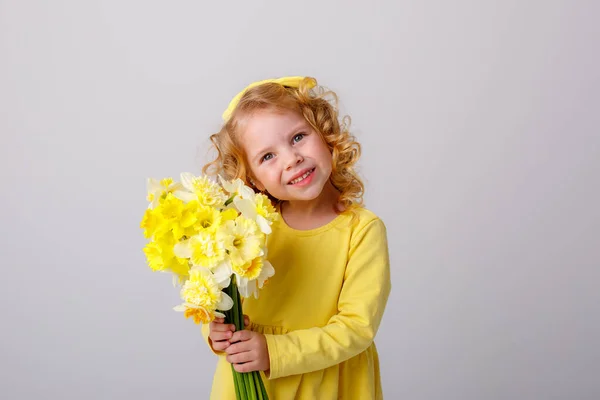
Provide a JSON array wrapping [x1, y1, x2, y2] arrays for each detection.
[[234, 198, 257, 219], [239, 279, 257, 299], [217, 292, 234, 311], [173, 240, 192, 259], [180, 172, 197, 192], [239, 185, 256, 200], [172, 190, 197, 203], [218, 175, 235, 193], [212, 262, 232, 287], [147, 178, 162, 193], [257, 259, 275, 290], [256, 215, 272, 234]]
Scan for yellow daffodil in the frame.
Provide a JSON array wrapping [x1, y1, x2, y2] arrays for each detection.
[[150, 193, 182, 237], [220, 216, 264, 267], [143, 235, 190, 279], [180, 306, 213, 324], [173, 267, 233, 324], [180, 172, 227, 208], [173, 231, 226, 270], [143, 241, 166, 272], [140, 207, 164, 239], [220, 208, 239, 222], [194, 205, 222, 234], [150, 194, 199, 240]]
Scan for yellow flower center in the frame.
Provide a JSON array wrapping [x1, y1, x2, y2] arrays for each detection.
[[184, 308, 212, 324]]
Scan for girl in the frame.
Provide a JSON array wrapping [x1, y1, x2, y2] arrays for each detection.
[[201, 76, 391, 399]]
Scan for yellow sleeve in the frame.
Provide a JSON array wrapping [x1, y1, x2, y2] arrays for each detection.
[[264, 218, 391, 379]]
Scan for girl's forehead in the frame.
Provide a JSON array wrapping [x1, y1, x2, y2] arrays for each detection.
[[240, 109, 307, 139]]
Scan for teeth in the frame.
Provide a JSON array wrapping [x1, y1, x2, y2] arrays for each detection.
[[290, 169, 313, 184]]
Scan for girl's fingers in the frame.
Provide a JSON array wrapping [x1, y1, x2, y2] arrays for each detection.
[[244, 315, 250, 327], [211, 340, 230, 351], [233, 360, 259, 373], [226, 350, 254, 365], [230, 329, 252, 343], [210, 322, 236, 332], [209, 330, 233, 342]]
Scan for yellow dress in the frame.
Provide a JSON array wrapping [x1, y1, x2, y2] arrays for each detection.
[[202, 207, 391, 399]]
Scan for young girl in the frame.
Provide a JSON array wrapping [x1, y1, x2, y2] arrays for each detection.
[[200, 76, 391, 399]]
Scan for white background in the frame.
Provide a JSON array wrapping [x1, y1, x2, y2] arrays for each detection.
[[1, 1, 598, 399]]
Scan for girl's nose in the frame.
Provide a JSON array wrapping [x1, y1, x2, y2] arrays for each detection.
[[285, 152, 304, 170]]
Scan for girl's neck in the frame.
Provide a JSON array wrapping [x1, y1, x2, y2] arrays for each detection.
[[280, 182, 342, 230]]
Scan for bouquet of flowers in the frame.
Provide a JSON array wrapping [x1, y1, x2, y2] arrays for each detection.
[[140, 173, 278, 400]]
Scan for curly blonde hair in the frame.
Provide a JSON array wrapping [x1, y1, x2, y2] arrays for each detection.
[[203, 77, 364, 213]]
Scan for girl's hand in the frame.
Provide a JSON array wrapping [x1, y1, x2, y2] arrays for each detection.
[[208, 315, 250, 352], [225, 329, 270, 373]]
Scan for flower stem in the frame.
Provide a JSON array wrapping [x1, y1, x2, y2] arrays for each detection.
[[223, 276, 268, 400], [231, 364, 243, 400], [254, 372, 265, 400]]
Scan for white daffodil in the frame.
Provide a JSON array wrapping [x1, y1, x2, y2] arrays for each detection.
[[219, 176, 256, 200], [172, 189, 197, 204], [194, 260, 232, 289], [179, 172, 227, 207], [173, 231, 226, 270], [220, 217, 264, 268], [236, 258, 275, 299], [234, 192, 278, 235]]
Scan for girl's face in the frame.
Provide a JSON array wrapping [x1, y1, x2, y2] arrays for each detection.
[[239, 109, 333, 203]]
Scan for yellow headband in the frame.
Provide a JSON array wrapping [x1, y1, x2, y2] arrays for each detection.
[[222, 76, 316, 121]]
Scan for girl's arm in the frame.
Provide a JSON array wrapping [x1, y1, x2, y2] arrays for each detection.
[[263, 217, 392, 379]]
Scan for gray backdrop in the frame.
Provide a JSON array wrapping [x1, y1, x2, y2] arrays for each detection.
[[1, 0, 598, 399]]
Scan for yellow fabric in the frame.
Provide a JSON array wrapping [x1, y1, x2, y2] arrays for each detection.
[[221, 76, 316, 121], [201, 207, 392, 399]]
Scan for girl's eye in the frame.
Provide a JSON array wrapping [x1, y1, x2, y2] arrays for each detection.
[[261, 153, 274, 162], [292, 133, 305, 143]]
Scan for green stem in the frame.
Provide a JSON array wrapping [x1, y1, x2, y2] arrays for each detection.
[[230, 364, 242, 400], [224, 280, 244, 399], [232, 277, 248, 399], [224, 193, 237, 206], [245, 372, 256, 400], [253, 372, 264, 400], [223, 276, 269, 399]]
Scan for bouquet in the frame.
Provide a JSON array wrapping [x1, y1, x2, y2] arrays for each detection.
[[140, 173, 278, 400]]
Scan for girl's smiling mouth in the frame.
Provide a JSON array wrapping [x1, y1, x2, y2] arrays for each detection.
[[288, 168, 315, 185]]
